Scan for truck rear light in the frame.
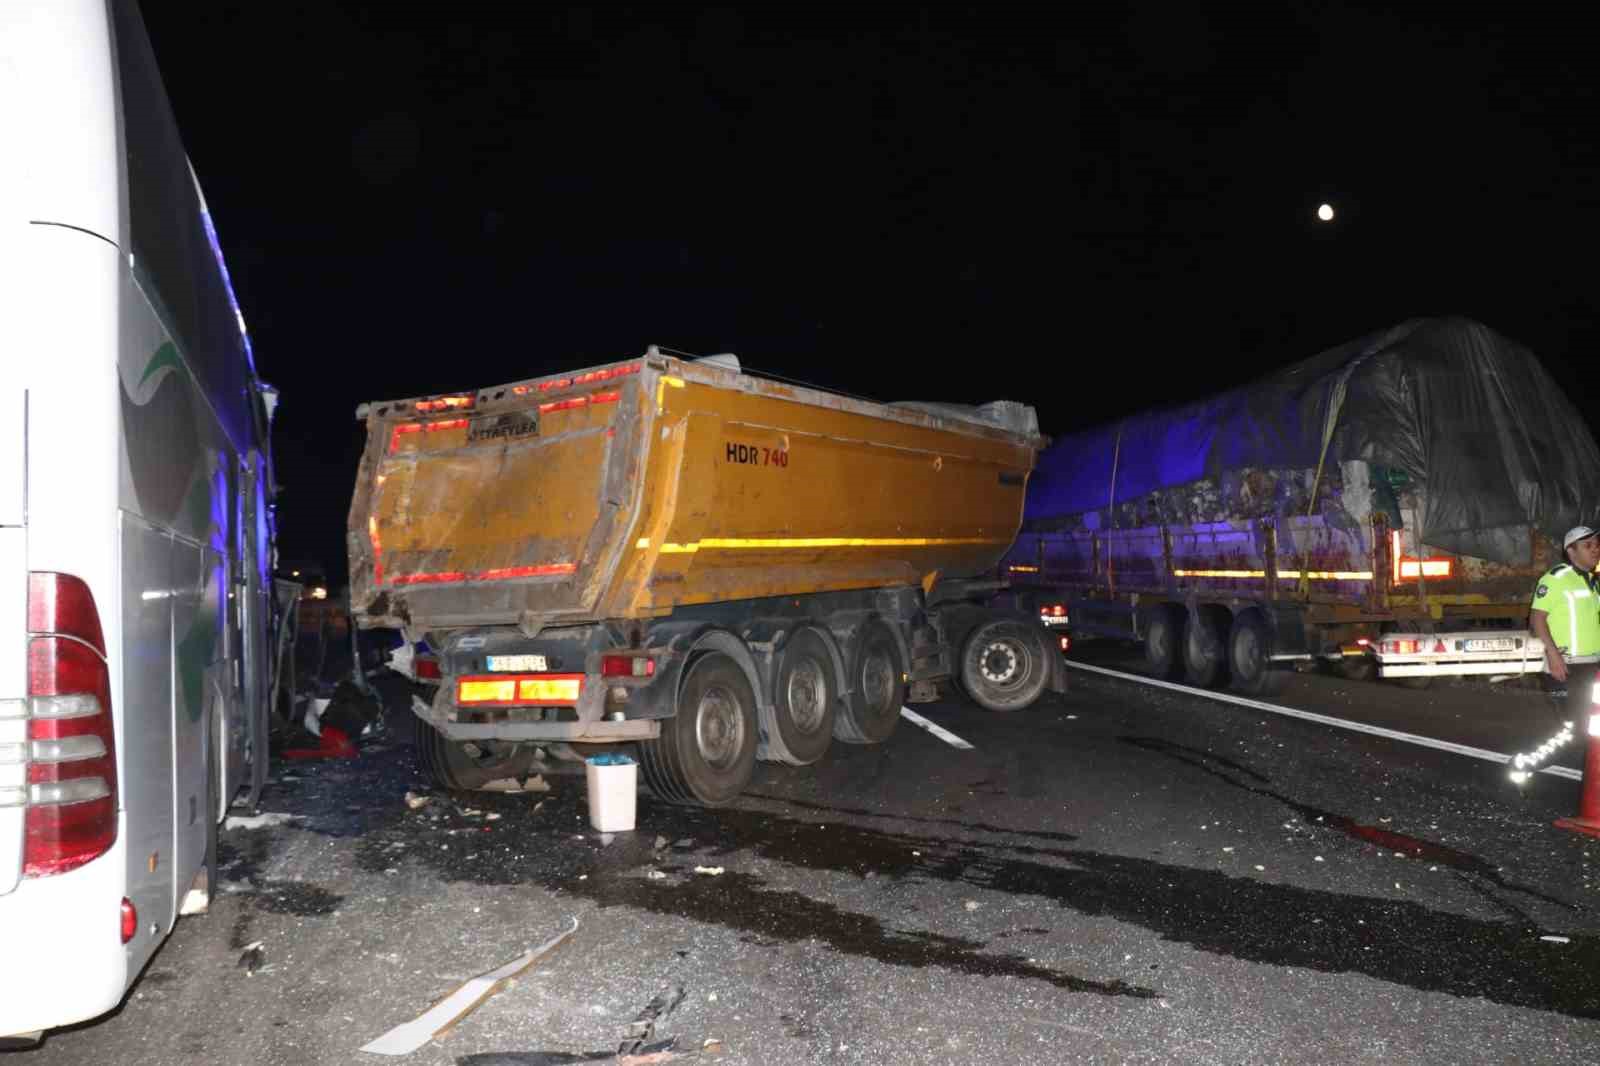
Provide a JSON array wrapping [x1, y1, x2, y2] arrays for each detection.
[[1386, 639, 1421, 655], [24, 574, 118, 878], [121, 899, 137, 944], [456, 674, 583, 706], [601, 655, 655, 678]]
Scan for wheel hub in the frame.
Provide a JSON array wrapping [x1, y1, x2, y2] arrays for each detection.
[[862, 651, 894, 712], [980, 641, 1019, 685], [786, 658, 827, 733], [695, 684, 746, 770]]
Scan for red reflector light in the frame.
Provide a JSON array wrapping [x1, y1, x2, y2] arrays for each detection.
[[121, 898, 137, 944], [1434, 641, 1447, 654], [1356, 638, 1370, 646], [601, 655, 655, 678], [1059, 635, 1071, 652], [416, 656, 441, 680]]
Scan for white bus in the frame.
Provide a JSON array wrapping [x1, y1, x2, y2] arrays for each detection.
[[0, 0, 280, 1045]]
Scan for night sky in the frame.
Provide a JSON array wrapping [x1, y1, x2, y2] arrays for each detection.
[[140, 4, 1600, 582]]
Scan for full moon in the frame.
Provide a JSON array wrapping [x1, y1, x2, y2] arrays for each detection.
[[1316, 203, 1335, 222]]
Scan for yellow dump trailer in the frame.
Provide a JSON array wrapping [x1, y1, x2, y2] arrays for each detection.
[[349, 347, 1055, 804]]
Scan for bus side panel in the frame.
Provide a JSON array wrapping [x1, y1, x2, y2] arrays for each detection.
[[169, 539, 208, 902], [119, 514, 176, 952]]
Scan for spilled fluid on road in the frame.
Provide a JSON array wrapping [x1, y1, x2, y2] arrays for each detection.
[[300, 739, 1600, 1019]]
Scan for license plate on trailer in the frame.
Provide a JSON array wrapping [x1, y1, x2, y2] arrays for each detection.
[[1464, 638, 1515, 652], [486, 654, 548, 672]]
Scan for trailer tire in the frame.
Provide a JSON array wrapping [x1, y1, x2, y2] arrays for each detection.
[[769, 628, 838, 765], [414, 716, 537, 791], [1228, 610, 1285, 696], [1184, 606, 1231, 688], [959, 619, 1050, 712], [834, 619, 906, 744], [1145, 605, 1186, 680], [640, 651, 758, 807]]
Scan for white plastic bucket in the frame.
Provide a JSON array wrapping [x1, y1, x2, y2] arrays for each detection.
[[585, 757, 638, 832]]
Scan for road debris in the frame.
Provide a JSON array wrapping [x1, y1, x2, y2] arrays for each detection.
[[1541, 935, 1572, 944], [694, 866, 725, 876], [964, 900, 980, 911], [404, 791, 431, 810], [237, 941, 265, 975], [648, 870, 667, 880], [359, 917, 579, 1056], [225, 812, 300, 830]]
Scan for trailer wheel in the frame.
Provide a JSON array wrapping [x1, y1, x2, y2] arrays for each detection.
[[769, 628, 838, 765], [960, 619, 1050, 712], [1228, 610, 1286, 696], [834, 619, 906, 744], [1184, 606, 1231, 688], [1145, 605, 1186, 680], [414, 716, 536, 791], [640, 651, 758, 806]]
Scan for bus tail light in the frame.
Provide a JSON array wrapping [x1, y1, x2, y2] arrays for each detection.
[[121, 898, 138, 944], [22, 574, 118, 878]]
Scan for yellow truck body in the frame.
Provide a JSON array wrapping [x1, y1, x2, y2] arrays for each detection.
[[349, 350, 1041, 631], [346, 348, 1054, 805]]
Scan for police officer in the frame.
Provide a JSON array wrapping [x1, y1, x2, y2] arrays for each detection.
[[1531, 526, 1600, 711]]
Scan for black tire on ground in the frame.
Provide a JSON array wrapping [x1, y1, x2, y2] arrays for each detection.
[[1336, 656, 1378, 682], [769, 628, 838, 765], [1228, 609, 1286, 696], [1184, 606, 1231, 688], [833, 618, 906, 744], [414, 715, 537, 791], [638, 651, 759, 807], [959, 618, 1052, 712], [1145, 605, 1186, 680]]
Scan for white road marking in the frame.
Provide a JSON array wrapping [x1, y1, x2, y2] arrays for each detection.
[[900, 706, 975, 750], [1062, 660, 1580, 782]]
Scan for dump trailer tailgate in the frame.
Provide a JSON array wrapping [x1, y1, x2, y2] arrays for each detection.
[[349, 363, 646, 630]]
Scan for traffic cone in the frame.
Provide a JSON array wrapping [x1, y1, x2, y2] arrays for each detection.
[[1555, 690, 1600, 838]]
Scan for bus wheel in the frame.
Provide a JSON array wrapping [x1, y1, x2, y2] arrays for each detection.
[[1228, 610, 1286, 696], [833, 619, 906, 744], [414, 717, 536, 791], [960, 618, 1050, 712], [640, 652, 758, 806], [1145, 605, 1186, 680], [769, 628, 838, 765]]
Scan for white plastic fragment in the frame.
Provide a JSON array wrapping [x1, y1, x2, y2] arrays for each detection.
[[694, 866, 725, 876], [360, 917, 579, 1055], [1541, 935, 1571, 944], [225, 812, 300, 830], [964, 900, 980, 911]]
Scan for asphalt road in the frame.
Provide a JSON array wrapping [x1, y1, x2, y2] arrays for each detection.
[[17, 666, 1600, 1065]]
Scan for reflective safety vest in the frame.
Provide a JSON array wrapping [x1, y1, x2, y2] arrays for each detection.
[[1532, 563, 1600, 663]]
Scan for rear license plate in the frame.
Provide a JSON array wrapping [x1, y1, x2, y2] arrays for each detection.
[[486, 654, 548, 672], [1464, 638, 1515, 652]]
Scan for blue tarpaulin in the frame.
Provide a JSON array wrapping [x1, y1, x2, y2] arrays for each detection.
[[1025, 318, 1600, 564]]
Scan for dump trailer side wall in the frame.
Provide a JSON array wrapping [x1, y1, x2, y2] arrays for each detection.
[[350, 355, 1039, 636]]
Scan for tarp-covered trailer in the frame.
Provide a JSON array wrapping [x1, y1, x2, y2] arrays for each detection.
[[348, 347, 1058, 805], [1002, 317, 1600, 691]]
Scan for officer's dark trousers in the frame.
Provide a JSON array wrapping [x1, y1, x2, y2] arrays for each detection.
[[1564, 661, 1600, 721]]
